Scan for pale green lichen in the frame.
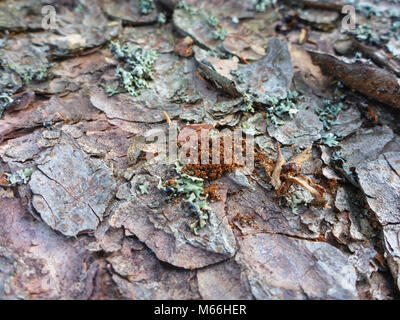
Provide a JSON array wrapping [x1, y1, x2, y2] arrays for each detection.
[[321, 132, 339, 147], [158, 162, 211, 235], [264, 90, 304, 127], [230, 70, 245, 84], [4, 63, 52, 85], [252, 0, 277, 12], [315, 100, 343, 130], [138, 181, 150, 194], [212, 28, 228, 41], [241, 91, 255, 113], [139, 0, 155, 15], [343, 24, 382, 46], [109, 41, 158, 97], [157, 12, 167, 24], [342, 0, 400, 44], [0, 92, 13, 119], [177, 0, 200, 15], [279, 194, 304, 214], [5, 168, 33, 186], [206, 13, 219, 27], [240, 90, 303, 123], [105, 84, 119, 97]]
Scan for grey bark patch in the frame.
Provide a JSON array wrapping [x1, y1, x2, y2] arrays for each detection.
[[357, 152, 400, 226], [31, 1, 121, 58], [340, 126, 394, 168], [357, 152, 400, 289], [0, 0, 42, 31], [0, 198, 101, 299], [236, 38, 294, 101], [236, 233, 358, 299], [89, 86, 182, 123], [107, 237, 201, 299], [103, 0, 158, 25], [267, 109, 323, 147], [29, 140, 116, 237], [90, 54, 198, 122], [109, 173, 236, 269], [173, 0, 255, 53], [0, 131, 43, 163], [121, 25, 175, 53], [329, 106, 362, 138], [0, 37, 51, 82], [197, 259, 253, 300], [383, 224, 400, 290]]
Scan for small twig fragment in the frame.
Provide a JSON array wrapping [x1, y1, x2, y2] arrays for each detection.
[[271, 143, 285, 190]]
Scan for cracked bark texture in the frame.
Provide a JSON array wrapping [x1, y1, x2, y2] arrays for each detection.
[[0, 0, 399, 300]]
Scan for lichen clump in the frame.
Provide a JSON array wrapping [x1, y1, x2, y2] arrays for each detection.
[[252, 0, 277, 12], [212, 28, 228, 41], [159, 162, 211, 235], [177, 1, 199, 16], [109, 41, 158, 96], [139, 0, 155, 15], [0, 92, 13, 119], [5, 168, 33, 186], [321, 132, 339, 147], [315, 99, 343, 130], [264, 90, 304, 127]]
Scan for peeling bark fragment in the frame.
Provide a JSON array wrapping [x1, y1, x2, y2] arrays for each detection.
[[357, 152, 400, 226], [382, 224, 400, 290], [6, 90, 35, 113], [290, 0, 345, 11], [271, 143, 285, 189], [112, 269, 200, 300], [340, 126, 394, 169], [226, 183, 320, 239], [194, 38, 293, 101], [173, 0, 255, 53], [0, 0, 120, 56], [0, 93, 102, 142], [357, 152, 400, 289], [31, 1, 121, 57], [173, 7, 222, 52], [329, 106, 362, 139], [236, 38, 294, 102], [223, 34, 266, 61], [309, 51, 400, 109], [0, 0, 44, 31], [121, 25, 176, 53], [193, 46, 241, 97], [0, 37, 51, 84], [0, 198, 104, 299], [297, 8, 339, 31], [29, 139, 116, 237]]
